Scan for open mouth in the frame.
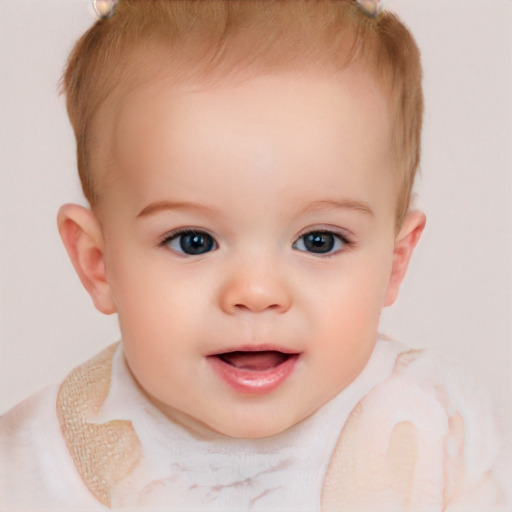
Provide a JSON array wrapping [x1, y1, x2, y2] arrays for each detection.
[[207, 349, 300, 394], [216, 350, 293, 372]]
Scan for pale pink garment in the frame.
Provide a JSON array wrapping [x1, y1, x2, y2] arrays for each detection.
[[1, 338, 509, 511]]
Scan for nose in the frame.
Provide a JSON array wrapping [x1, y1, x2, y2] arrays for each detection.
[[218, 259, 292, 315]]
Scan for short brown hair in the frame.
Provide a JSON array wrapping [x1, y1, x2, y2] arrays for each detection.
[[62, 0, 423, 228]]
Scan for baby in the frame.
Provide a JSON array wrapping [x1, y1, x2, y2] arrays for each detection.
[[0, 0, 509, 510]]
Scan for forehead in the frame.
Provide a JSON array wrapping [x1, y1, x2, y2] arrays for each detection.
[[92, 61, 396, 221], [126, 68, 386, 141]]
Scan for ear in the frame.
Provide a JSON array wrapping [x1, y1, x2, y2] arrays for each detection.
[[384, 210, 426, 307], [57, 204, 116, 315]]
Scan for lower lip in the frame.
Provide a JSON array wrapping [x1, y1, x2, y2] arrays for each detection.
[[207, 354, 299, 394]]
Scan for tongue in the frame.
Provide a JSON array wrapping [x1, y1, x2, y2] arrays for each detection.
[[219, 351, 288, 371]]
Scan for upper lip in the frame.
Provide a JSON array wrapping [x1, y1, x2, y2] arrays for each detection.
[[206, 344, 300, 356]]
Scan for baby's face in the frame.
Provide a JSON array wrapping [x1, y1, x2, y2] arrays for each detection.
[[96, 65, 398, 438]]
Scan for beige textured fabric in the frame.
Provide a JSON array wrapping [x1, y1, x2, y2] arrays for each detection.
[[56, 344, 142, 508], [321, 402, 419, 510], [46, 343, 507, 511], [321, 348, 508, 511], [321, 350, 424, 510]]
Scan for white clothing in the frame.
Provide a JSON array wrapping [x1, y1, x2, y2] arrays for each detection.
[[1, 338, 509, 511]]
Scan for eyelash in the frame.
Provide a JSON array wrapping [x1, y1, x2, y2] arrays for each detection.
[[159, 229, 217, 256], [292, 229, 354, 257], [159, 228, 354, 256]]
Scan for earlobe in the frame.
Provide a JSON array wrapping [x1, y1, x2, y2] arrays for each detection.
[[384, 210, 426, 307], [57, 204, 116, 315]]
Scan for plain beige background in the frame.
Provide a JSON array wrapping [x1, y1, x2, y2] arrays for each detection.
[[1, 1, 511, 423]]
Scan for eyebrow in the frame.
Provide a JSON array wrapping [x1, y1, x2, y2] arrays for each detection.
[[137, 198, 374, 219], [137, 200, 220, 218], [295, 199, 374, 217]]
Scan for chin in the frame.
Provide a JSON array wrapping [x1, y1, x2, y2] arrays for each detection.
[[210, 411, 300, 439], [218, 424, 289, 439]]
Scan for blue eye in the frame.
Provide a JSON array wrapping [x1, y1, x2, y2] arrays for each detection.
[[293, 231, 347, 254], [163, 230, 217, 255]]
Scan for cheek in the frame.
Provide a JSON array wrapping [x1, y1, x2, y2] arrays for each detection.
[[310, 257, 392, 356], [317, 256, 391, 319], [114, 264, 204, 395], [109, 244, 200, 312], [107, 253, 202, 348], [312, 292, 382, 389]]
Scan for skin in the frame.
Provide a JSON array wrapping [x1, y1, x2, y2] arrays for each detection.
[[58, 64, 425, 439]]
